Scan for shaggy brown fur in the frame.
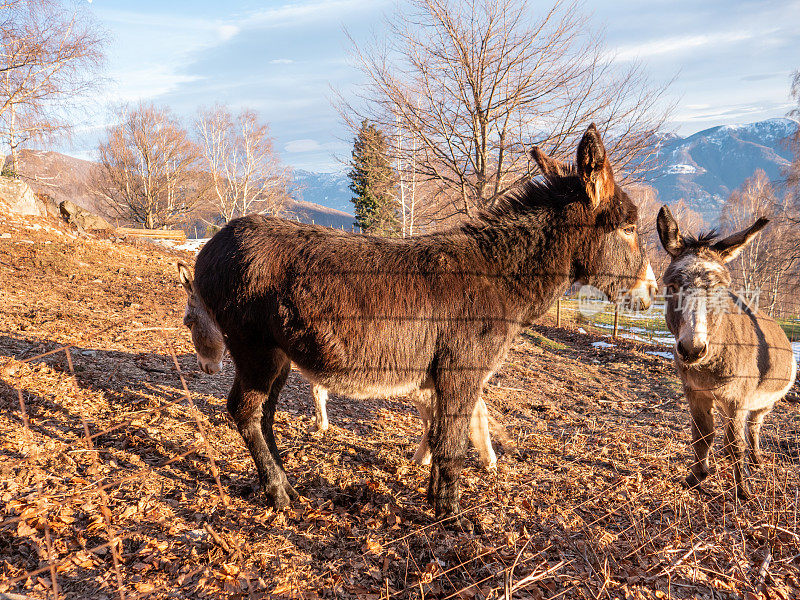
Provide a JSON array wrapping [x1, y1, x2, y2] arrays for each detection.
[[180, 125, 655, 530]]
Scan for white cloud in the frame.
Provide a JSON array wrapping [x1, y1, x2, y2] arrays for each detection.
[[270, 59, 294, 65], [242, 1, 385, 29], [609, 30, 759, 62], [218, 24, 240, 42], [285, 139, 322, 153]]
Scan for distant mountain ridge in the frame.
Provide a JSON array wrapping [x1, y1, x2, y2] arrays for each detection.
[[649, 118, 798, 223], [291, 119, 798, 226], [291, 169, 352, 215], [8, 117, 797, 229]]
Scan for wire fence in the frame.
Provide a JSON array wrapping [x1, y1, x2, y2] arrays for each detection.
[[1, 301, 799, 599], [549, 287, 800, 356]]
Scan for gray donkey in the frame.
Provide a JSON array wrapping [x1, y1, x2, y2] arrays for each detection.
[[657, 206, 797, 499]]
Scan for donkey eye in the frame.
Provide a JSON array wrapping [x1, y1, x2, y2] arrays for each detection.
[[621, 224, 636, 235]]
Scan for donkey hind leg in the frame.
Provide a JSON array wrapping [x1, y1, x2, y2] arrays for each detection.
[[310, 384, 329, 433], [746, 406, 772, 469], [427, 374, 479, 531], [470, 397, 497, 470], [724, 410, 751, 501], [227, 353, 296, 509], [261, 359, 299, 503], [685, 394, 714, 490], [411, 390, 433, 466]]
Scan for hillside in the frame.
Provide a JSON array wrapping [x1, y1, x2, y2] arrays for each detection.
[[5, 150, 355, 230], [4, 149, 104, 216], [0, 208, 798, 598]]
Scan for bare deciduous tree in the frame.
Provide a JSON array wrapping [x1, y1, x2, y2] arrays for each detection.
[[720, 169, 795, 315], [0, 0, 105, 173], [195, 105, 290, 223], [338, 0, 671, 217], [94, 103, 201, 229], [784, 69, 800, 264], [629, 186, 705, 279]]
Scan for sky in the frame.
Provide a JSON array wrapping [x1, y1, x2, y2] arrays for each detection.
[[65, 0, 800, 172]]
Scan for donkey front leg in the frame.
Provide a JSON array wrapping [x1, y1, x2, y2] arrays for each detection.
[[725, 409, 751, 500], [410, 390, 433, 465], [746, 406, 772, 469], [685, 393, 714, 490], [310, 384, 329, 433], [470, 397, 497, 470], [227, 357, 297, 509], [427, 376, 478, 530]]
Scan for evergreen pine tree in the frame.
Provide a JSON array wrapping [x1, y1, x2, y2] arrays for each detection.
[[348, 120, 399, 235]]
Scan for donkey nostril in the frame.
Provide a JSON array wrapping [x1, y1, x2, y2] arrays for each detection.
[[678, 340, 707, 362]]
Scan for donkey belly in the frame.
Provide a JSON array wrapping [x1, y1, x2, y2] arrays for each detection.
[[276, 306, 438, 400], [296, 367, 433, 400]]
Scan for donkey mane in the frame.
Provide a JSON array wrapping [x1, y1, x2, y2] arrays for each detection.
[[682, 230, 720, 249], [475, 171, 635, 230]]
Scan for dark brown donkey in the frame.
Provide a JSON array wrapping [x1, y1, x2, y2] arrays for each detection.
[[657, 206, 797, 499], [178, 125, 656, 529]]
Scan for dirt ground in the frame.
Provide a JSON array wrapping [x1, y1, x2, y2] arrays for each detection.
[[1, 212, 799, 600]]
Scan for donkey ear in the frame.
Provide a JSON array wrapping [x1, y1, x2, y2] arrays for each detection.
[[657, 205, 684, 257], [713, 217, 770, 263], [576, 123, 615, 209], [530, 147, 570, 178], [177, 261, 194, 294]]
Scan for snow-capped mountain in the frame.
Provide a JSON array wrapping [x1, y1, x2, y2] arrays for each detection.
[[649, 118, 798, 223], [292, 119, 798, 226], [290, 169, 352, 215]]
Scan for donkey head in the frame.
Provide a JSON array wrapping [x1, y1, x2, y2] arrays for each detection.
[[657, 205, 769, 365], [177, 262, 226, 374], [532, 124, 656, 309]]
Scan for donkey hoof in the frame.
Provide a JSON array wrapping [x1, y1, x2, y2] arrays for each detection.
[[310, 422, 329, 435], [734, 486, 752, 502], [413, 455, 432, 466], [750, 453, 765, 469], [266, 483, 298, 510], [683, 472, 707, 490], [438, 512, 479, 534]]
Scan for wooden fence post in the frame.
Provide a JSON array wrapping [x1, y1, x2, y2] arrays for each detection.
[[613, 304, 620, 338], [556, 298, 562, 328]]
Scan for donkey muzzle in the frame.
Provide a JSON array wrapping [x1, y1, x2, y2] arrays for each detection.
[[621, 263, 657, 310], [198, 358, 223, 375], [676, 339, 708, 364]]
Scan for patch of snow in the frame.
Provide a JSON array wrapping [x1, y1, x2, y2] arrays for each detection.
[[592, 341, 615, 349], [793, 342, 800, 365], [175, 238, 210, 253], [578, 327, 587, 334], [646, 351, 674, 360]]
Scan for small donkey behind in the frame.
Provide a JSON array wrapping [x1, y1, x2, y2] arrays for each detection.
[[310, 384, 497, 469], [657, 206, 797, 499]]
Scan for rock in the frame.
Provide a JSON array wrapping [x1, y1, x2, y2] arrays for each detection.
[[59, 199, 112, 231], [0, 176, 41, 216], [34, 192, 60, 219]]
